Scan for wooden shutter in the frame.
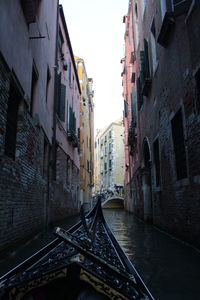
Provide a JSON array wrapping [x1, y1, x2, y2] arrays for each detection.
[[56, 73, 61, 116], [144, 39, 150, 79], [137, 77, 143, 110], [124, 100, 128, 117], [59, 84, 66, 122], [131, 88, 137, 127]]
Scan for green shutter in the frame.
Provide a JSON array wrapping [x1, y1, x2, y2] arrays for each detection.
[[140, 51, 145, 83], [144, 39, 150, 79], [137, 77, 143, 110], [124, 100, 128, 117], [131, 88, 136, 127], [56, 73, 61, 116], [59, 84, 66, 121], [69, 106, 73, 131]]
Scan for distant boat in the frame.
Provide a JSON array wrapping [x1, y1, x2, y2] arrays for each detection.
[[0, 199, 154, 300]]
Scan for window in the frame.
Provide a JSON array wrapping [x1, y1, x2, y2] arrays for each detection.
[[134, 4, 139, 49], [87, 160, 90, 172], [137, 77, 143, 110], [124, 100, 128, 117], [105, 146, 107, 156], [150, 19, 158, 74], [20, 0, 41, 24], [131, 87, 137, 127], [153, 138, 161, 187], [68, 61, 71, 85], [5, 78, 21, 159], [30, 62, 38, 116], [140, 40, 151, 96], [171, 109, 187, 180], [56, 73, 66, 122], [109, 159, 112, 170], [109, 143, 112, 153], [104, 162, 107, 171]]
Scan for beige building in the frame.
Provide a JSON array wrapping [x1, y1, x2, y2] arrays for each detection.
[[94, 119, 125, 194], [75, 57, 94, 209]]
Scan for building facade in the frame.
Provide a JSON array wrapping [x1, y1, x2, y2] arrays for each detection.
[[75, 56, 94, 210], [122, 0, 200, 248], [94, 119, 125, 195], [52, 6, 81, 221], [0, 1, 81, 255]]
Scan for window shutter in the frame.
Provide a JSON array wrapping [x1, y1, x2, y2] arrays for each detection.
[[56, 73, 61, 116], [137, 77, 143, 110], [20, 0, 37, 24], [140, 51, 145, 84], [131, 88, 137, 127], [144, 39, 150, 79], [124, 100, 128, 117], [59, 84, 66, 122], [69, 107, 73, 131]]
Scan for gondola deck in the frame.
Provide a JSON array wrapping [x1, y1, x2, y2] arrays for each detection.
[[0, 200, 154, 300]]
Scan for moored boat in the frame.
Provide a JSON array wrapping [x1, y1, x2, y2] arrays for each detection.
[[0, 199, 154, 300]]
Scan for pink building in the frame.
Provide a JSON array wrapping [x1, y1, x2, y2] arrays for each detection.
[[121, 0, 140, 212], [122, 0, 200, 248]]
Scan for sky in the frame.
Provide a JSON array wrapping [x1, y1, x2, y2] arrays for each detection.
[[60, 0, 127, 133]]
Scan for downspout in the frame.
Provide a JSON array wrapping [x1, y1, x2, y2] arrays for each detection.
[[52, 0, 59, 181]]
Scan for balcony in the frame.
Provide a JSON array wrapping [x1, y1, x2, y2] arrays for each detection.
[[128, 124, 137, 147], [67, 129, 79, 148]]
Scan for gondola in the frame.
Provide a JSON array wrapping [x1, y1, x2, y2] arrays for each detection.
[[0, 199, 154, 300]]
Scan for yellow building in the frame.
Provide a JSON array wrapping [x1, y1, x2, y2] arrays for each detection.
[[75, 57, 94, 209], [94, 118, 125, 195]]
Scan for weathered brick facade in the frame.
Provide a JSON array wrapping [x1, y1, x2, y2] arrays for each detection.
[[123, 1, 200, 248], [0, 55, 47, 253], [0, 1, 81, 255]]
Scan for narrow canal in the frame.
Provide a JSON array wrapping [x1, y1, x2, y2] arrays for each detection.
[[1, 209, 200, 300], [103, 209, 200, 300]]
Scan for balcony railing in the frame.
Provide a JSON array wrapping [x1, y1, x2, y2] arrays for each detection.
[[67, 129, 79, 148], [128, 124, 137, 146]]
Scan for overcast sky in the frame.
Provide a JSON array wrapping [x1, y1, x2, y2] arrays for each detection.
[[60, 0, 127, 133]]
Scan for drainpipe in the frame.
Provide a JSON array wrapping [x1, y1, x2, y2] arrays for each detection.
[[52, 0, 59, 181]]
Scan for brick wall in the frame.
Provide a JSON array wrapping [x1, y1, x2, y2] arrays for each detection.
[[49, 146, 80, 224], [0, 55, 48, 255], [125, 1, 200, 248]]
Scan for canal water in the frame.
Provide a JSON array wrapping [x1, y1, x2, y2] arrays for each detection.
[[103, 209, 200, 300], [1, 209, 200, 300]]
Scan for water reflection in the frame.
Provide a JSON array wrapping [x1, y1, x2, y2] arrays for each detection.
[[103, 209, 200, 300]]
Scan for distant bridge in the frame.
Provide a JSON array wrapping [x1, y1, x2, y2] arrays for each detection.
[[101, 196, 124, 209]]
